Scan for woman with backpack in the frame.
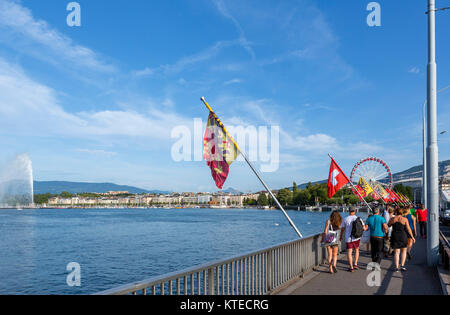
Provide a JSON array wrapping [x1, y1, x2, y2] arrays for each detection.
[[321, 211, 343, 274], [388, 208, 416, 272]]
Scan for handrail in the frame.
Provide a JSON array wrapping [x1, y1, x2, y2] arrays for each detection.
[[95, 233, 326, 295], [440, 230, 450, 248]]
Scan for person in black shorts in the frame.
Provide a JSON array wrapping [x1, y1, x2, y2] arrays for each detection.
[[388, 208, 416, 272]]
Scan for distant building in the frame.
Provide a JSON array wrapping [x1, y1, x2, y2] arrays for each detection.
[[106, 191, 130, 196], [198, 195, 212, 204]]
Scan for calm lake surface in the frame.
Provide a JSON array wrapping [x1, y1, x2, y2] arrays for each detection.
[[0, 208, 359, 295]]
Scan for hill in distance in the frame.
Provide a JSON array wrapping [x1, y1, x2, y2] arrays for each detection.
[[33, 181, 170, 195]]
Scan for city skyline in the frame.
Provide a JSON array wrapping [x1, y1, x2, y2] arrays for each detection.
[[0, 0, 449, 193]]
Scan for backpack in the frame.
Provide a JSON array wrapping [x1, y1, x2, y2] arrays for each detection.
[[351, 217, 364, 239]]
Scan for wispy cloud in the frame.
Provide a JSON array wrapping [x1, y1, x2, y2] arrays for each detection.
[[132, 67, 154, 77], [75, 149, 118, 157], [408, 67, 420, 74], [224, 78, 242, 86], [133, 40, 236, 77], [212, 0, 255, 59], [0, 0, 116, 74], [0, 57, 190, 141]]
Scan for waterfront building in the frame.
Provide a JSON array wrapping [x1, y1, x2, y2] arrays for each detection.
[[197, 195, 212, 205]]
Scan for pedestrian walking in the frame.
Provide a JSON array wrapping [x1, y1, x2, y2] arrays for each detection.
[[383, 206, 394, 257], [365, 207, 388, 264], [416, 204, 427, 238], [405, 208, 417, 260], [340, 208, 367, 272], [321, 211, 343, 274], [388, 208, 416, 272]]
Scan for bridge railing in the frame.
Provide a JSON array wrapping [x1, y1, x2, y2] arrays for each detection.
[[95, 234, 326, 295], [439, 231, 450, 270]]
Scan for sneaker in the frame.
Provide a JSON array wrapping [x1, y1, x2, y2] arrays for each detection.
[[401, 267, 407, 272], [394, 268, 400, 273], [354, 265, 360, 270], [332, 266, 338, 274]]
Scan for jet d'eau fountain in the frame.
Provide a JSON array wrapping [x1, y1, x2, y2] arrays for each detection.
[[0, 154, 34, 208]]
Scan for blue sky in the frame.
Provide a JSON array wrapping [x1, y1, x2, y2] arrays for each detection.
[[0, 0, 449, 192]]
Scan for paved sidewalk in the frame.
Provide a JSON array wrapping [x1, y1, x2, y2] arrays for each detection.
[[277, 238, 442, 295]]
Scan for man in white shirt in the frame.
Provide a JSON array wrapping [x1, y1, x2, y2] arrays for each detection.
[[340, 208, 367, 272]]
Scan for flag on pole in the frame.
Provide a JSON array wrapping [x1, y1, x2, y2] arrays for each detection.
[[355, 177, 373, 199], [397, 192, 409, 204], [371, 191, 381, 200], [201, 97, 304, 239], [328, 158, 350, 199], [386, 188, 400, 203], [374, 184, 391, 203], [204, 112, 240, 189]]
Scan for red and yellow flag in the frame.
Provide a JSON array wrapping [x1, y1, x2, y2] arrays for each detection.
[[374, 184, 391, 203], [354, 177, 373, 199], [204, 112, 239, 189]]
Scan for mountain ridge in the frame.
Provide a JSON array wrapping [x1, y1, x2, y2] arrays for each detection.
[[33, 181, 170, 195]]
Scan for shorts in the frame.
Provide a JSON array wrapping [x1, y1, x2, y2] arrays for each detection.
[[347, 240, 360, 250]]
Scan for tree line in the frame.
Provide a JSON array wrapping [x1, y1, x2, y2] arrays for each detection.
[[247, 182, 414, 207]]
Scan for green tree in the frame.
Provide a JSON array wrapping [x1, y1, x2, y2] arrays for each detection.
[[257, 193, 269, 206], [60, 191, 73, 198], [394, 184, 413, 202], [293, 182, 298, 194], [277, 188, 292, 206], [293, 190, 311, 206], [34, 193, 54, 205]]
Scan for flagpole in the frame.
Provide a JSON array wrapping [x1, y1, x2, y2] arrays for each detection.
[[367, 181, 387, 206], [328, 154, 373, 213], [379, 182, 405, 207], [201, 97, 304, 239]]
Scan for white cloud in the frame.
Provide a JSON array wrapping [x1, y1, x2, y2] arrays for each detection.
[[75, 149, 117, 157], [212, 0, 255, 59], [0, 0, 116, 73], [132, 67, 154, 77], [135, 40, 238, 77], [408, 67, 420, 74], [0, 57, 191, 141], [282, 132, 338, 152], [224, 78, 242, 85]]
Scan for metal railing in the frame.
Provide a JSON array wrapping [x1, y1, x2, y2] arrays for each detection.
[[95, 234, 326, 295], [439, 231, 450, 270]]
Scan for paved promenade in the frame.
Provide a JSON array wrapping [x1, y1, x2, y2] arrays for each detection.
[[277, 238, 442, 295]]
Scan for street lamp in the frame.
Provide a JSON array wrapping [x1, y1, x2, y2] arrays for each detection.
[[425, 0, 450, 267], [422, 85, 449, 209]]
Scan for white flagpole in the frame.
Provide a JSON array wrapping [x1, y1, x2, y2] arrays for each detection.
[[201, 97, 303, 239]]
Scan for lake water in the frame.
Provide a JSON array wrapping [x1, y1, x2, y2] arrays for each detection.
[[0, 208, 358, 295]]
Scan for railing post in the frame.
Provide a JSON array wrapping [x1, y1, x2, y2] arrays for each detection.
[[208, 268, 215, 295], [266, 250, 272, 293]]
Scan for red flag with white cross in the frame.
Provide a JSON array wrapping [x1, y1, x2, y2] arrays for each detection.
[[327, 157, 350, 199]]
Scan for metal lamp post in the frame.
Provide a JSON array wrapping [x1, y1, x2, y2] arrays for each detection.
[[426, 0, 439, 267], [422, 86, 449, 210]]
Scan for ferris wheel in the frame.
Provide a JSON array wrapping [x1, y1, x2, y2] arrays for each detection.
[[350, 157, 393, 189]]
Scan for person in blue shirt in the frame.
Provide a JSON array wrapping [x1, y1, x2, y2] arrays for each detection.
[[365, 207, 388, 264]]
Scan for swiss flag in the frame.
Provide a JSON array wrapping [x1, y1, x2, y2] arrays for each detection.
[[328, 157, 350, 199]]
